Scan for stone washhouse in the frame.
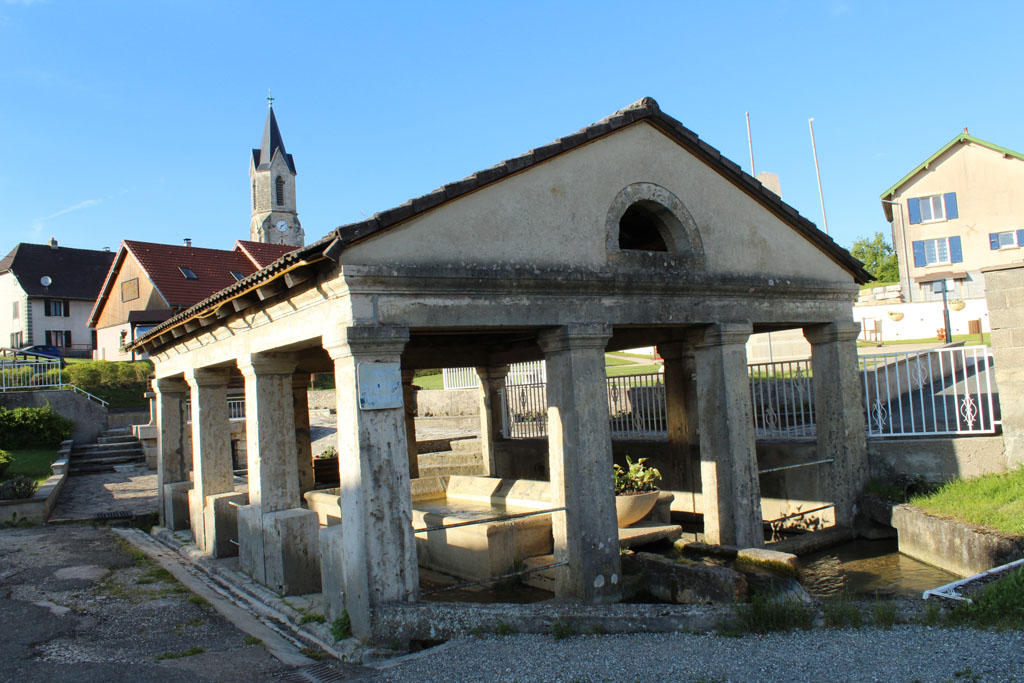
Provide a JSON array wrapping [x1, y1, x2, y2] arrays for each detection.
[[132, 98, 872, 640]]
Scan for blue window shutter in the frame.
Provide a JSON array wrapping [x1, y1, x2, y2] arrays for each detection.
[[990, 233, 1001, 250], [907, 198, 922, 224], [912, 240, 926, 267], [944, 192, 958, 219], [1017, 229, 1024, 247], [949, 236, 963, 263]]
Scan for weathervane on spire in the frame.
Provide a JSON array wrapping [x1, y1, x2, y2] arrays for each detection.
[[267, 89, 274, 108]]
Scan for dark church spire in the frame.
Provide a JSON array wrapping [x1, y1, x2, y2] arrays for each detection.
[[252, 98, 296, 173]]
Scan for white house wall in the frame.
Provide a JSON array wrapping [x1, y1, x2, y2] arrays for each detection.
[[0, 272, 28, 348], [341, 122, 853, 284]]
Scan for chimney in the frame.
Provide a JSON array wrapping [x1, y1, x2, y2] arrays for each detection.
[[103, 246, 111, 252], [48, 237, 58, 249], [183, 238, 192, 247]]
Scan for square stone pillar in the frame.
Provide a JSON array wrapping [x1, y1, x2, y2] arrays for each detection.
[[184, 367, 236, 556], [695, 323, 763, 548], [292, 373, 315, 494], [237, 353, 321, 596], [323, 326, 418, 641], [657, 340, 701, 511], [401, 368, 419, 479], [538, 323, 621, 603], [475, 365, 509, 477], [154, 377, 189, 530], [804, 321, 868, 528]]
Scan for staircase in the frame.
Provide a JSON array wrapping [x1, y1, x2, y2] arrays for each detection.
[[416, 436, 485, 478], [69, 427, 146, 475]]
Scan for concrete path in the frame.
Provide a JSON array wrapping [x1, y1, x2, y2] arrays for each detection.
[[49, 464, 158, 523]]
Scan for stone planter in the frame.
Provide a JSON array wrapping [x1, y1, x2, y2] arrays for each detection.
[[615, 491, 659, 527]]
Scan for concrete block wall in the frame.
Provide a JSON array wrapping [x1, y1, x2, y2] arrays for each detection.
[[982, 264, 1024, 470]]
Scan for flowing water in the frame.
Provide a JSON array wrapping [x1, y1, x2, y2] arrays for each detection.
[[799, 538, 959, 598]]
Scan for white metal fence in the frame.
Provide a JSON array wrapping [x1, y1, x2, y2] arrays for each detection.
[[185, 396, 247, 423], [486, 345, 1000, 441], [443, 361, 547, 390], [0, 358, 109, 406], [860, 346, 998, 436]]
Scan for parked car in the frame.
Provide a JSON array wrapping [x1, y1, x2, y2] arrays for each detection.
[[15, 345, 67, 367]]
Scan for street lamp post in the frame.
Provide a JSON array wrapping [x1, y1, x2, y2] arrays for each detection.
[[934, 280, 953, 344]]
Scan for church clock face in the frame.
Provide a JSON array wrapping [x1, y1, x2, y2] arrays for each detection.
[[276, 220, 289, 233]]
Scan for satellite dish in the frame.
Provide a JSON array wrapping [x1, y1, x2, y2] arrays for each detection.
[[40, 276, 52, 287]]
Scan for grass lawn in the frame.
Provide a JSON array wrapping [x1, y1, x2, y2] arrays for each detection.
[[4, 449, 59, 485], [910, 467, 1024, 536], [412, 373, 444, 390], [606, 363, 662, 377], [603, 355, 636, 367], [859, 281, 899, 291], [858, 332, 990, 348]]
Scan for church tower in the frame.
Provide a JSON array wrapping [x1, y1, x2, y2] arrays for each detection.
[[250, 101, 304, 247]]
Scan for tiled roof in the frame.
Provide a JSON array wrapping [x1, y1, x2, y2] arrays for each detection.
[[123, 240, 258, 308], [251, 106, 296, 173], [0, 242, 115, 299], [133, 97, 872, 348], [234, 240, 296, 269]]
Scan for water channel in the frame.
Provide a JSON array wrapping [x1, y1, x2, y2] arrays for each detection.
[[798, 538, 958, 598]]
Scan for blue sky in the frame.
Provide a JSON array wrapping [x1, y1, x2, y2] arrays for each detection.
[[2, 1, 1020, 255]]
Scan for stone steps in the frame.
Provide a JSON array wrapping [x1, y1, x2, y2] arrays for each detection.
[[69, 427, 146, 475]]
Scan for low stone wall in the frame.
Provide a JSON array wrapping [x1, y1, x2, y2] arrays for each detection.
[[892, 504, 1024, 577], [108, 410, 150, 428], [868, 436, 1007, 484], [308, 388, 479, 417], [0, 390, 108, 444], [0, 439, 72, 524]]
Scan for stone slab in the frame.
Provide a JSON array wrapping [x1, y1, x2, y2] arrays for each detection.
[[618, 523, 683, 549], [262, 508, 322, 596]]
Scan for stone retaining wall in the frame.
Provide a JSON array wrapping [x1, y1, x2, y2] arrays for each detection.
[[868, 435, 1008, 484], [0, 390, 107, 444], [0, 439, 72, 524], [892, 503, 1024, 577]]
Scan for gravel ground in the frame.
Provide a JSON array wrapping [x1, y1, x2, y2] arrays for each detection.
[[369, 628, 1024, 682]]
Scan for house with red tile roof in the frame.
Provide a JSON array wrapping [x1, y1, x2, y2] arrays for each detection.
[[88, 239, 295, 360]]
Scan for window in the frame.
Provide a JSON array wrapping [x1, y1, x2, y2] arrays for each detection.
[[178, 266, 198, 280], [11, 301, 18, 319], [618, 202, 670, 252], [908, 192, 958, 224], [10, 331, 22, 347], [121, 278, 139, 302], [912, 236, 962, 266], [252, 180, 257, 210], [989, 230, 1024, 250], [44, 299, 69, 317], [275, 177, 285, 206], [45, 330, 72, 347], [230, 271, 246, 282]]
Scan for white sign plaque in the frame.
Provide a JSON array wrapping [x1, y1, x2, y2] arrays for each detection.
[[357, 362, 403, 410]]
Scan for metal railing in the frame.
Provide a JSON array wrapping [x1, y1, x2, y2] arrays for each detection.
[[491, 346, 1000, 441], [860, 345, 999, 436], [184, 396, 247, 423], [0, 358, 108, 406], [443, 360, 547, 390]]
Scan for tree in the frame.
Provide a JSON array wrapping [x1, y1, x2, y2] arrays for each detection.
[[850, 232, 900, 282]]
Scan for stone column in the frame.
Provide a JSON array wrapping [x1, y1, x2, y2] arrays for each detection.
[[695, 323, 763, 547], [184, 367, 240, 557], [475, 365, 509, 477], [657, 340, 700, 511], [804, 321, 868, 528], [292, 373, 315, 494], [323, 326, 418, 641], [154, 377, 190, 530], [236, 353, 320, 595], [401, 368, 419, 479], [538, 323, 620, 603]]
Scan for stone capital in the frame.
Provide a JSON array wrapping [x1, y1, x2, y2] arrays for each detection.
[[695, 323, 753, 349], [537, 323, 612, 354], [476, 365, 510, 383], [237, 352, 298, 378], [183, 367, 231, 388], [153, 377, 188, 395], [803, 321, 861, 345], [322, 326, 410, 361], [656, 331, 703, 360]]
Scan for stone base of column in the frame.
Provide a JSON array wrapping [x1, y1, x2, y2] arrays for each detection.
[[238, 505, 321, 595], [207, 492, 247, 558], [319, 525, 347, 622], [163, 481, 192, 531], [186, 489, 208, 551]]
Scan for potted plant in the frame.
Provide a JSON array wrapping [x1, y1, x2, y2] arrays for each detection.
[[613, 456, 662, 527]]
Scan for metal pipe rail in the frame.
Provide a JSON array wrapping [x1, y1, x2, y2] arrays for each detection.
[[412, 506, 565, 534], [765, 503, 834, 524], [758, 458, 834, 475]]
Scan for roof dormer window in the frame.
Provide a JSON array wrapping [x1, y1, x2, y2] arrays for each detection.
[[230, 271, 246, 282], [178, 266, 198, 280]]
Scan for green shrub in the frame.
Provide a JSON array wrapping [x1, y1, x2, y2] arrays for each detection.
[[0, 449, 10, 479], [550, 619, 573, 640], [0, 405, 74, 449], [0, 475, 38, 500], [330, 612, 351, 641], [728, 595, 814, 634], [947, 568, 1024, 630]]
